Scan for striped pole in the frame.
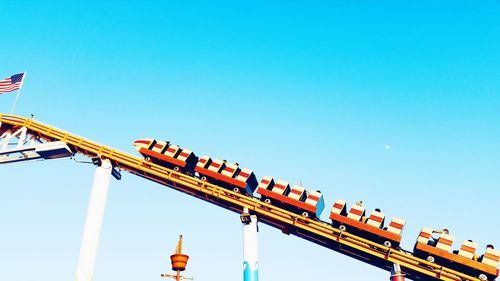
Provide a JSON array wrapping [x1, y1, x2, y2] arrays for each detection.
[[390, 263, 405, 281]]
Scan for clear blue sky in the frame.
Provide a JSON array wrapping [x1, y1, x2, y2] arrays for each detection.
[[1, 1, 499, 280]]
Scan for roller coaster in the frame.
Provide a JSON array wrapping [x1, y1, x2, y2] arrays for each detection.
[[0, 113, 498, 281]]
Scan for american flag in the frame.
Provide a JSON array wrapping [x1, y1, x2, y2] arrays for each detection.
[[0, 73, 25, 94]]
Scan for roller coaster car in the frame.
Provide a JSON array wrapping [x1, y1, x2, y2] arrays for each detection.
[[194, 156, 258, 196], [329, 200, 405, 248], [133, 139, 198, 174], [256, 176, 325, 219], [413, 228, 500, 281]]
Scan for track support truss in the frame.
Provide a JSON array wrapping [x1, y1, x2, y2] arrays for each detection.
[[0, 122, 73, 164]]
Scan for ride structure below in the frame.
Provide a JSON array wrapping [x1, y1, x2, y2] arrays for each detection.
[[0, 113, 493, 281]]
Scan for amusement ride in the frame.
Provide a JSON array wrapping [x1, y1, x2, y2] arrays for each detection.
[[0, 113, 498, 281]]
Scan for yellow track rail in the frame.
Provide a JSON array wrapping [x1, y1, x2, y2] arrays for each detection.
[[0, 114, 483, 281]]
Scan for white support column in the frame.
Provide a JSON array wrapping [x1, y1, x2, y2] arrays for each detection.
[[241, 208, 259, 281], [75, 159, 112, 281]]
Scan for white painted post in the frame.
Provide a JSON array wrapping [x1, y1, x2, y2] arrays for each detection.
[[75, 159, 112, 281], [242, 208, 259, 281]]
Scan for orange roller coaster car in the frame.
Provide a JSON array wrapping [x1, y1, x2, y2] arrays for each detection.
[[133, 139, 197, 174], [256, 176, 325, 219], [329, 200, 406, 248], [414, 228, 500, 281]]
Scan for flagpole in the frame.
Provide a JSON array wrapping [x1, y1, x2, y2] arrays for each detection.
[[11, 71, 27, 114], [11, 90, 21, 114]]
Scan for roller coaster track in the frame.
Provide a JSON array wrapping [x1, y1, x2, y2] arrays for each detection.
[[0, 114, 485, 281]]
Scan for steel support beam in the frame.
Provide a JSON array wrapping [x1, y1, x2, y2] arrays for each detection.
[[241, 208, 259, 281], [75, 159, 112, 281]]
